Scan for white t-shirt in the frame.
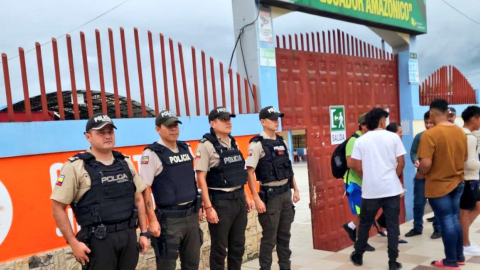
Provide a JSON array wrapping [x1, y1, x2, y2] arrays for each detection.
[[351, 129, 406, 199]]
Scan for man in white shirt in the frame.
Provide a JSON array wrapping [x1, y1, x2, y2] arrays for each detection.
[[349, 108, 406, 270], [460, 106, 480, 256]]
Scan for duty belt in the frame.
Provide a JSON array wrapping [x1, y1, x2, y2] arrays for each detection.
[[86, 218, 137, 241], [261, 183, 291, 198], [156, 203, 195, 219], [209, 187, 244, 201]]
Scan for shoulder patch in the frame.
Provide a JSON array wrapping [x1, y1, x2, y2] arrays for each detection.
[[141, 156, 149, 164], [56, 175, 65, 186], [68, 157, 80, 163], [195, 150, 202, 160], [248, 149, 254, 157]]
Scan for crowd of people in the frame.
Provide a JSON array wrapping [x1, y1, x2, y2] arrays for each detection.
[[343, 99, 480, 270]]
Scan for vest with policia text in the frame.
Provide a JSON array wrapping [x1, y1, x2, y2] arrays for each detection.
[[250, 135, 294, 184], [71, 151, 136, 227], [146, 142, 197, 206], [201, 130, 247, 188]]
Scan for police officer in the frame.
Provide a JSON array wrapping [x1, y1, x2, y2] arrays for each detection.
[[195, 106, 254, 270], [140, 109, 202, 270], [246, 106, 300, 270], [51, 113, 150, 270]]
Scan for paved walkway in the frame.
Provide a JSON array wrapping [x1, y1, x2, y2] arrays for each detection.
[[242, 165, 480, 270]]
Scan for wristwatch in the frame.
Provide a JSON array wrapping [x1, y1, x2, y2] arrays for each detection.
[[140, 231, 151, 239]]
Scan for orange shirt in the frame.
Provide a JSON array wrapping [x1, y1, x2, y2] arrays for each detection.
[[417, 125, 467, 198]]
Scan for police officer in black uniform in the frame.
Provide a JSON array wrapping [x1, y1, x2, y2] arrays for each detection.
[[51, 113, 150, 270], [246, 106, 300, 270], [195, 107, 254, 270], [140, 109, 202, 270]]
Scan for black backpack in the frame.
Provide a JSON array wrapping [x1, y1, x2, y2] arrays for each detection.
[[331, 133, 360, 179]]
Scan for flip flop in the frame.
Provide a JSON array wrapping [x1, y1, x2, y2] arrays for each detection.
[[430, 260, 460, 270]]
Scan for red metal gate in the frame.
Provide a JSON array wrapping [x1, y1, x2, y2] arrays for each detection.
[[419, 65, 477, 105], [276, 30, 402, 251]]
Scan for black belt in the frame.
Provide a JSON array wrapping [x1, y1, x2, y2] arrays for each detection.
[[209, 187, 244, 201], [92, 218, 137, 233], [156, 204, 195, 219], [261, 183, 291, 198], [158, 201, 194, 211]]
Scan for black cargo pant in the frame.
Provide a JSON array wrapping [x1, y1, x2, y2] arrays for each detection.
[[208, 196, 248, 270], [258, 189, 295, 270], [354, 195, 400, 263], [151, 212, 202, 270], [77, 227, 139, 270]]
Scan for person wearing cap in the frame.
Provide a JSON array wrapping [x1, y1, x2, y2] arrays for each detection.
[[195, 106, 254, 270], [448, 107, 462, 127], [245, 106, 300, 270], [139, 109, 202, 270], [50, 113, 149, 270], [341, 113, 375, 252]]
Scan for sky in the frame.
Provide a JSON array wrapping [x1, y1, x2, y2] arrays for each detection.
[[0, 0, 479, 109]]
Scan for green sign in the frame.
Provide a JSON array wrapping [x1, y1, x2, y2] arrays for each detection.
[[261, 0, 427, 34], [330, 105, 346, 145], [260, 48, 276, 67]]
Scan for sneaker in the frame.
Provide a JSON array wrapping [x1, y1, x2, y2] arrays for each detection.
[[431, 230, 442, 239], [427, 216, 436, 222], [405, 229, 422, 237], [464, 244, 480, 256], [389, 261, 402, 270], [365, 243, 375, 252], [343, 222, 356, 243], [350, 251, 363, 266]]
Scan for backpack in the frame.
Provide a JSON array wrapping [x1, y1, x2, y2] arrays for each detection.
[[331, 133, 360, 179]]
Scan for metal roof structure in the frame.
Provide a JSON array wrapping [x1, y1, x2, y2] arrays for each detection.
[[0, 90, 155, 120]]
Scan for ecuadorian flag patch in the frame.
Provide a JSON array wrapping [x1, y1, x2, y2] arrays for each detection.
[[141, 156, 149, 164], [56, 175, 65, 186], [195, 151, 201, 160]]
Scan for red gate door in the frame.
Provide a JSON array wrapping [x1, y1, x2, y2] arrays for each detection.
[[276, 32, 402, 252]]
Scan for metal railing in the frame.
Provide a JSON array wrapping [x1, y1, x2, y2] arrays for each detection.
[[419, 65, 476, 105], [1, 27, 258, 122]]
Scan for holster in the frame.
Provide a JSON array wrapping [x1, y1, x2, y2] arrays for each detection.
[[194, 194, 202, 213], [259, 190, 268, 205]]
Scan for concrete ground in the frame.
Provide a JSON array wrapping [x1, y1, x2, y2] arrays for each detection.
[[242, 164, 480, 270]]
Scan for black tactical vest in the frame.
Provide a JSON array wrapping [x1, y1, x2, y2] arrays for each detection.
[[71, 151, 136, 227], [146, 141, 197, 206], [202, 131, 247, 188], [250, 135, 294, 184]]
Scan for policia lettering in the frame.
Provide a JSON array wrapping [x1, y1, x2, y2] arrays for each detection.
[[195, 107, 250, 270], [203, 131, 247, 188], [147, 142, 197, 206], [246, 106, 299, 270], [71, 152, 136, 230], [141, 110, 202, 270], [50, 113, 149, 270]]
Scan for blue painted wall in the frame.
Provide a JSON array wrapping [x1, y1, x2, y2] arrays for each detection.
[[398, 47, 417, 222], [0, 114, 261, 158]]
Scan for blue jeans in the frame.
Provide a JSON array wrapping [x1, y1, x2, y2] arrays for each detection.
[[413, 178, 440, 232], [429, 183, 465, 267]]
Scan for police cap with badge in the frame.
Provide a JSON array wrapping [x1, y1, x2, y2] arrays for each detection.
[[208, 107, 236, 122], [259, 106, 285, 120], [156, 109, 182, 127], [85, 113, 117, 133]]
